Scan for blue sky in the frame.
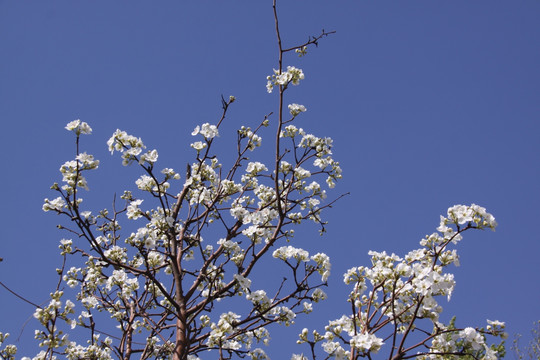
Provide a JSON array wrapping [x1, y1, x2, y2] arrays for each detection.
[[1, 1, 539, 358]]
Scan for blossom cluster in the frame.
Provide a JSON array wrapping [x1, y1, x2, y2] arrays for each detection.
[[107, 129, 158, 167], [272, 246, 331, 282], [288, 103, 307, 117], [266, 66, 305, 93], [280, 124, 342, 189], [65, 119, 92, 135], [238, 126, 263, 151], [205, 311, 271, 358]]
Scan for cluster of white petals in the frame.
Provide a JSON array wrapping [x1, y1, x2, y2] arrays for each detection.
[[106, 129, 159, 167], [288, 103, 307, 117], [238, 126, 263, 150], [192, 123, 219, 139], [126, 199, 144, 219], [42, 196, 66, 212], [350, 332, 384, 353], [266, 66, 305, 93], [273, 245, 309, 262], [65, 119, 92, 135]]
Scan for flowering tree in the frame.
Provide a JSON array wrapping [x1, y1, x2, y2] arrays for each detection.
[[0, 1, 506, 360]]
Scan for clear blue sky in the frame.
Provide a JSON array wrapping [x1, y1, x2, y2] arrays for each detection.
[[1, 1, 539, 358]]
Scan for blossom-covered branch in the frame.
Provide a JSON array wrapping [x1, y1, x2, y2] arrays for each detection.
[[293, 205, 506, 360]]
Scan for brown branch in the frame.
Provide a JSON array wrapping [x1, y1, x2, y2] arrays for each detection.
[[0, 280, 41, 308]]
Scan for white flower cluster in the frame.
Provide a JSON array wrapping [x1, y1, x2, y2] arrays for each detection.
[[65, 119, 92, 135], [32, 291, 74, 350], [238, 126, 262, 151], [295, 46, 308, 57], [191, 141, 206, 152], [107, 129, 158, 167], [273, 245, 309, 262], [424, 323, 505, 360], [217, 238, 244, 265], [311, 253, 331, 282], [234, 274, 252, 293], [105, 269, 139, 299], [125, 213, 170, 250], [206, 312, 269, 358], [43, 196, 66, 212], [447, 203, 497, 229], [350, 332, 384, 353], [52, 142, 100, 195], [185, 159, 220, 190], [0, 333, 18, 359], [239, 209, 279, 244], [192, 123, 219, 139], [288, 103, 307, 117], [273, 246, 331, 282], [134, 168, 178, 195], [190, 123, 219, 153], [245, 161, 268, 176], [64, 335, 113, 360], [280, 125, 342, 188], [246, 290, 271, 311], [126, 199, 144, 219], [266, 66, 305, 93]]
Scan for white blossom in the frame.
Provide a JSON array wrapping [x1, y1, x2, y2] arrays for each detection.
[[288, 103, 307, 116], [65, 119, 92, 135]]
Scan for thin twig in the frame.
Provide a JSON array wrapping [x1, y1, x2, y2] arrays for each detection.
[[0, 280, 41, 308]]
